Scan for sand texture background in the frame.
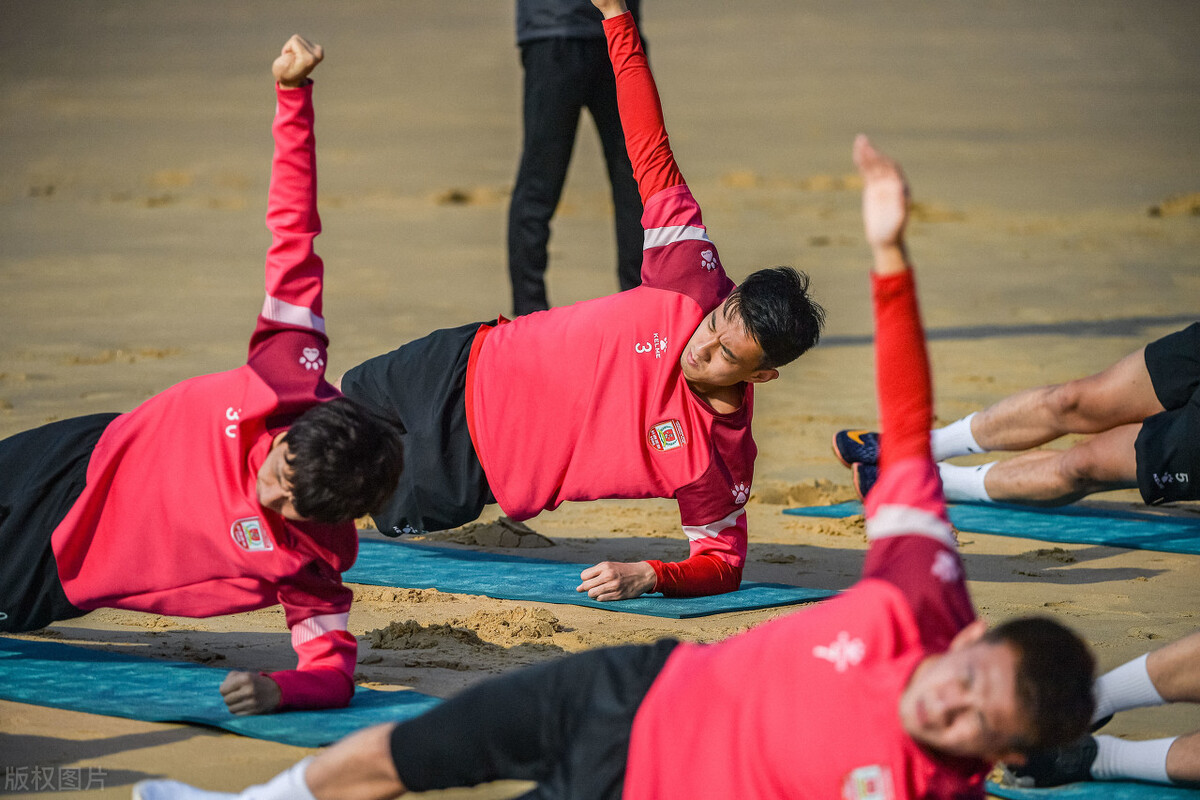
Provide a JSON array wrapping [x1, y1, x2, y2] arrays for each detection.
[[1, 1, 1198, 797]]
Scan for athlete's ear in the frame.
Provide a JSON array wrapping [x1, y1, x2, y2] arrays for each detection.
[[948, 618, 988, 652], [747, 368, 779, 384]]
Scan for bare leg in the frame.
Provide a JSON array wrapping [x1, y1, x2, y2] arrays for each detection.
[[970, 348, 1163, 451], [1167, 732, 1200, 784], [306, 723, 406, 800], [1147, 631, 1200, 703], [982, 423, 1141, 505]]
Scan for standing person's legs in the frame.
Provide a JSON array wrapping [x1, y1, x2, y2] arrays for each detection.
[[508, 38, 588, 316], [583, 38, 644, 293], [0, 413, 117, 632]]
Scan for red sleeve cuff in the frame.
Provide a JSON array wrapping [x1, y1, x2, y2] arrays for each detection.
[[647, 554, 742, 598]]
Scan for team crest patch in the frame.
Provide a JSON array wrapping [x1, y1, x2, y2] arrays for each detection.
[[231, 517, 274, 552], [842, 765, 894, 800], [648, 419, 687, 452]]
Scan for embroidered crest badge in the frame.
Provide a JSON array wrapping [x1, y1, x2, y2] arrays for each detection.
[[842, 765, 895, 800], [647, 419, 687, 452], [231, 517, 274, 552]]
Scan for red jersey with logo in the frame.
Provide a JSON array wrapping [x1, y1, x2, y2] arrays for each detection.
[[48, 83, 357, 710], [623, 270, 988, 798], [466, 13, 748, 597]]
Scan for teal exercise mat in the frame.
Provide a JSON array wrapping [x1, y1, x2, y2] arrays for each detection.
[[346, 539, 834, 618], [783, 502, 1200, 556], [0, 636, 440, 748], [987, 778, 1200, 799]]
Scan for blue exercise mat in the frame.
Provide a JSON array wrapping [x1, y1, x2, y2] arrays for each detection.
[[784, 502, 1200, 556], [987, 779, 1200, 799], [346, 539, 834, 618], [0, 636, 441, 747]]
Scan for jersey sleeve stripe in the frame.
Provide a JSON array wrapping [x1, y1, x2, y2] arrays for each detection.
[[681, 507, 745, 541], [643, 224, 712, 251], [866, 504, 957, 549], [262, 294, 326, 334], [290, 611, 349, 647]]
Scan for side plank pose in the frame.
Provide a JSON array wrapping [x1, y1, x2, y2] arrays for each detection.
[[834, 324, 1200, 508], [0, 36, 402, 715], [1007, 629, 1200, 787], [339, 0, 824, 602], [130, 36, 1096, 800]]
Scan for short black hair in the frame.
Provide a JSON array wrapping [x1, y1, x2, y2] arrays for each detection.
[[725, 267, 825, 370], [986, 617, 1096, 752], [283, 397, 403, 525]]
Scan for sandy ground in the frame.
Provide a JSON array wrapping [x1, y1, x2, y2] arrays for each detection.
[[2, 1, 1199, 797]]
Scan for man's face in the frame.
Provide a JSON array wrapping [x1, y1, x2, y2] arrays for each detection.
[[680, 298, 778, 391], [898, 621, 1030, 762], [256, 433, 307, 521]]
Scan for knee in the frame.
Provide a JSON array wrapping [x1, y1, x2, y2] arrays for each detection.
[[1043, 382, 1089, 427]]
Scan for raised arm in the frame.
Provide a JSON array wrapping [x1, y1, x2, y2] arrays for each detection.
[[595, 0, 684, 203], [249, 35, 329, 364], [854, 136, 974, 645]]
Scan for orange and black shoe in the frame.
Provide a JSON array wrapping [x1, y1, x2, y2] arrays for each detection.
[[832, 429, 881, 467]]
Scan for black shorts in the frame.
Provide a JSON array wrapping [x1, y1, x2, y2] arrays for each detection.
[[389, 639, 677, 799], [1136, 323, 1200, 504], [0, 413, 118, 632], [340, 321, 495, 536]]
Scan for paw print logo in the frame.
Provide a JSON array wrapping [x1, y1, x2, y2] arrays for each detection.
[[299, 346, 324, 371], [731, 482, 749, 505], [700, 249, 717, 271], [931, 549, 962, 583]]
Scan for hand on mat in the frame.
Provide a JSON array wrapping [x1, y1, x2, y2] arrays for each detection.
[[220, 670, 282, 715], [273, 34, 323, 88], [577, 560, 657, 601]]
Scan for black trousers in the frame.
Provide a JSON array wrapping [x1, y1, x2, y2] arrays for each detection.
[[390, 639, 678, 799], [508, 36, 644, 316], [0, 413, 117, 632]]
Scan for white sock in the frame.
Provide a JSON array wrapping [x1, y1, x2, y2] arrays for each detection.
[[931, 413, 984, 461], [1092, 653, 1167, 723], [1091, 734, 1175, 784], [937, 461, 995, 503], [242, 758, 317, 800]]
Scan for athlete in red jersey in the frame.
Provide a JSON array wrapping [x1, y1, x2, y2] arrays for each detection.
[[132, 49, 1097, 800], [340, 1, 826, 602], [0, 36, 402, 715]]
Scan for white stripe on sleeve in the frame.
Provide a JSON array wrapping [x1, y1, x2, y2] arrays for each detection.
[[643, 224, 712, 251], [866, 504, 957, 549], [681, 507, 744, 542], [262, 295, 326, 334], [290, 612, 348, 648]]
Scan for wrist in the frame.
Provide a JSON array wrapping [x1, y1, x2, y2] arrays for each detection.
[[277, 78, 312, 90], [871, 242, 909, 276]]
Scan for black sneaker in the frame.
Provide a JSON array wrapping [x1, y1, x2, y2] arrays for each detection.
[[832, 429, 881, 467], [1007, 735, 1098, 787], [851, 463, 880, 501]]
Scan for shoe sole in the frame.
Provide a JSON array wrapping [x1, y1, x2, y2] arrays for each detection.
[[831, 431, 853, 468]]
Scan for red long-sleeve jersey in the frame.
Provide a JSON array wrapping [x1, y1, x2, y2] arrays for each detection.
[[466, 12, 749, 597], [49, 83, 357, 710]]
